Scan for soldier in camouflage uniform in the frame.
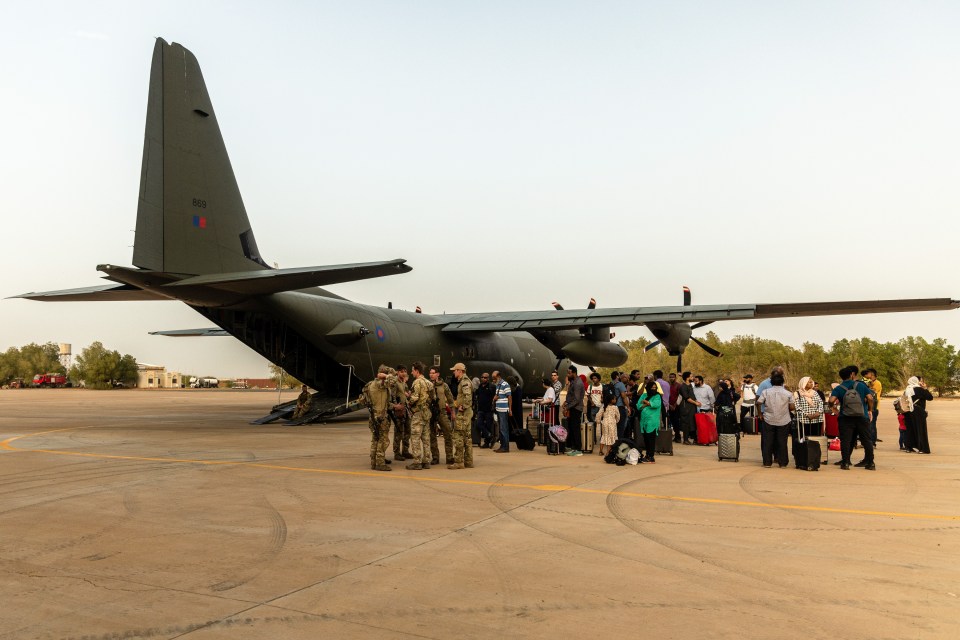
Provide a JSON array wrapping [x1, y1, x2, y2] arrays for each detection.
[[405, 361, 434, 470], [292, 384, 312, 419], [360, 365, 396, 471], [428, 366, 455, 465], [391, 365, 413, 460], [449, 362, 475, 469]]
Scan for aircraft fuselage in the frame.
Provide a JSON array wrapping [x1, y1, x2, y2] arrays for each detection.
[[196, 290, 569, 399]]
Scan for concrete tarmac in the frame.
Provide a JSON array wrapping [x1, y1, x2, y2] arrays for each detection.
[[1, 389, 958, 640]]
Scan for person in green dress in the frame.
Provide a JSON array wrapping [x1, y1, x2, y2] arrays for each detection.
[[636, 380, 663, 463]]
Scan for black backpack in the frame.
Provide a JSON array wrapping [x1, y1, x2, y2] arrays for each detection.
[[603, 382, 617, 401]]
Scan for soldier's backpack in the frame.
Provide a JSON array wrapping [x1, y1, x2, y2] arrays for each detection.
[[840, 381, 865, 417]]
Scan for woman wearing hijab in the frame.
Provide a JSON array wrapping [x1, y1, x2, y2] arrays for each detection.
[[794, 376, 825, 437], [636, 380, 663, 463], [902, 376, 934, 454], [715, 380, 740, 434]]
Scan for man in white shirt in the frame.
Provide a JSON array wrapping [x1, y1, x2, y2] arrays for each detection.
[[692, 376, 715, 412], [586, 372, 603, 423], [740, 374, 758, 430]]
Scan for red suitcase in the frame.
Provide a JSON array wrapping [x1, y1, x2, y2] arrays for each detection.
[[695, 412, 718, 445], [824, 412, 839, 438]]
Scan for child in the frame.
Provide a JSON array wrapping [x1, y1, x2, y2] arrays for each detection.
[[595, 393, 619, 456]]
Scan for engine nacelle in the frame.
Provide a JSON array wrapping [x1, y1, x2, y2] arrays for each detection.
[[647, 322, 692, 355], [560, 338, 628, 367]]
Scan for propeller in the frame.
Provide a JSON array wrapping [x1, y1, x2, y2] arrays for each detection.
[[550, 298, 602, 372], [643, 286, 723, 371]]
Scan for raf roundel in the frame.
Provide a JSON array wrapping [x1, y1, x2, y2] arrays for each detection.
[[375, 325, 387, 342]]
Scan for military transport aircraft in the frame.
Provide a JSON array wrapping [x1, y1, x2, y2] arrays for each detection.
[[15, 39, 958, 419]]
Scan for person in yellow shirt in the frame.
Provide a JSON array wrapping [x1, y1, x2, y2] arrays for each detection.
[[862, 368, 882, 446]]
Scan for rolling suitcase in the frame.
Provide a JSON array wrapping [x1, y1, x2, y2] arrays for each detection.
[[792, 422, 821, 471], [546, 424, 566, 455], [743, 413, 760, 434], [824, 412, 839, 438], [532, 404, 549, 446], [718, 432, 740, 461], [580, 419, 595, 454], [695, 412, 718, 445], [809, 435, 829, 465], [806, 422, 828, 465], [656, 424, 674, 455]]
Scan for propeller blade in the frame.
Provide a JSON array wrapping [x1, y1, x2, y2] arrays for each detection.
[[551, 301, 564, 310], [690, 320, 713, 330], [644, 340, 661, 352], [683, 286, 691, 306], [587, 297, 596, 310], [691, 337, 723, 358], [676, 353, 682, 373]]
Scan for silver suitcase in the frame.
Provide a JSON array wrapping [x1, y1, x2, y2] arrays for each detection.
[[718, 432, 740, 461]]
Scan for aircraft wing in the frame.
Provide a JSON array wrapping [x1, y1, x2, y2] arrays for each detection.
[[428, 298, 959, 332], [10, 284, 169, 302], [161, 259, 412, 296], [149, 328, 231, 337]]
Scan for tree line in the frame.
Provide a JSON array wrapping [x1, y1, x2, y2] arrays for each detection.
[[605, 333, 958, 396], [4, 334, 956, 395], [0, 342, 138, 389]]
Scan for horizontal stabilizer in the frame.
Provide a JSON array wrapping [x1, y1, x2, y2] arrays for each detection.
[[149, 328, 230, 337], [163, 259, 412, 296], [11, 284, 169, 302]]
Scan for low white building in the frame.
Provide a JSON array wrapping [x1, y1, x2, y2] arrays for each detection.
[[137, 364, 184, 389]]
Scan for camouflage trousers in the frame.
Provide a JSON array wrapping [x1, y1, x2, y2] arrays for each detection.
[[454, 409, 474, 466], [392, 413, 410, 457], [429, 409, 454, 463], [368, 414, 390, 468], [409, 408, 432, 464]]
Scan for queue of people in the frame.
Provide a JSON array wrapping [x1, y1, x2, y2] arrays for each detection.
[[360, 360, 935, 473]]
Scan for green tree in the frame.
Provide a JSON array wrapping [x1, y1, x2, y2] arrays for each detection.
[[0, 342, 64, 384], [899, 337, 957, 396], [73, 341, 138, 389], [268, 363, 302, 388]]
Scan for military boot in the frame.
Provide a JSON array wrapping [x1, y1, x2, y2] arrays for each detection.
[[464, 462, 474, 468], [405, 463, 423, 470], [374, 464, 392, 471], [447, 462, 464, 469], [421, 462, 431, 469]]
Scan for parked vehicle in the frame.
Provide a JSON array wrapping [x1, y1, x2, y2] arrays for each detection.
[[32, 373, 68, 388]]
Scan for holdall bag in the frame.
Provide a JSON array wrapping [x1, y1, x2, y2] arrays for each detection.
[[515, 428, 536, 450]]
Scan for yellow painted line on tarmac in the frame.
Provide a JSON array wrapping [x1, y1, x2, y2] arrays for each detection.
[[3, 428, 959, 522]]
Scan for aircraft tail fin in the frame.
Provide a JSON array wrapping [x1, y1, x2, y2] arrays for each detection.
[[133, 38, 268, 276]]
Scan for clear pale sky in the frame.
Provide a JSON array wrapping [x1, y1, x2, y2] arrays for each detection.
[[2, 1, 958, 378]]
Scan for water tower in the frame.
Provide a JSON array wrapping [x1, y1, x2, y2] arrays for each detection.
[[59, 343, 72, 371]]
